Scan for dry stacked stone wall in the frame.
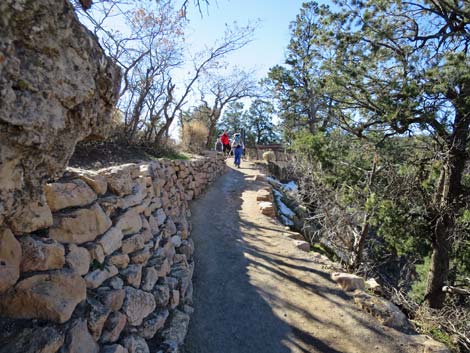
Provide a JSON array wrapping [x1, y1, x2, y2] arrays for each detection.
[[0, 154, 226, 353]]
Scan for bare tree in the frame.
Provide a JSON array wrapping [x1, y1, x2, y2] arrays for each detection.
[[197, 69, 258, 147]]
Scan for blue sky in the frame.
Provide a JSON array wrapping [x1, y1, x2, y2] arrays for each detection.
[[184, 0, 308, 80]]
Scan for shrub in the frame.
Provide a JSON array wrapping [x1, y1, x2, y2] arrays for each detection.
[[263, 150, 276, 163], [181, 121, 209, 153]]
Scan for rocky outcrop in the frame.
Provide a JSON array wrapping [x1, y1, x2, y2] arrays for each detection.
[[0, 0, 121, 232], [0, 154, 226, 353]]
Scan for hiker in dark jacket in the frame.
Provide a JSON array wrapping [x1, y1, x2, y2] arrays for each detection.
[[231, 132, 244, 168]]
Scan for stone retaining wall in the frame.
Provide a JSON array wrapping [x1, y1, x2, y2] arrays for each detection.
[[0, 154, 226, 353]]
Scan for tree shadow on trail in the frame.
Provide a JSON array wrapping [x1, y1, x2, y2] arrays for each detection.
[[184, 167, 404, 353]]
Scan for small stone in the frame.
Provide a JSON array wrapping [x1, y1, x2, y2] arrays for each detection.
[[148, 214, 159, 235], [64, 319, 99, 353], [0, 269, 86, 323], [170, 289, 180, 309], [85, 265, 119, 289], [170, 235, 182, 248], [177, 239, 194, 260], [141, 267, 159, 292], [122, 286, 156, 326], [331, 272, 365, 291], [129, 245, 151, 265], [121, 233, 146, 254], [152, 284, 170, 307], [107, 253, 130, 269], [256, 189, 273, 202], [49, 203, 112, 244], [163, 218, 177, 238], [154, 208, 166, 226], [259, 201, 276, 217], [98, 227, 124, 255], [160, 309, 190, 345], [109, 277, 124, 290], [137, 309, 169, 339], [98, 288, 125, 312], [121, 335, 149, 353], [116, 209, 142, 236], [44, 179, 97, 212], [20, 236, 65, 272], [101, 312, 127, 343], [9, 198, 53, 234], [67, 168, 108, 195], [0, 227, 21, 293], [121, 264, 142, 288], [86, 243, 105, 264], [87, 298, 110, 340], [293, 240, 310, 252], [66, 244, 91, 275], [99, 165, 134, 196]]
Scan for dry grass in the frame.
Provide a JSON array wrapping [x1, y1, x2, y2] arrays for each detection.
[[181, 121, 209, 153]]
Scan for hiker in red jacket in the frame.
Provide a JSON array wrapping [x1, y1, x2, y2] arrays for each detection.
[[220, 130, 231, 156]]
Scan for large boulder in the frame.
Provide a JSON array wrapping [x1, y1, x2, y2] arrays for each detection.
[[0, 269, 86, 323], [0, 0, 120, 228], [19, 236, 65, 272]]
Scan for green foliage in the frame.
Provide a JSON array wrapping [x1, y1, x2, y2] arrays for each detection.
[[409, 257, 431, 303]]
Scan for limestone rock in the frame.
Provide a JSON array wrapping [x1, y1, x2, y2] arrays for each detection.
[[117, 181, 147, 210], [160, 309, 190, 345], [353, 291, 413, 332], [259, 201, 276, 217], [121, 264, 142, 288], [64, 319, 99, 353], [86, 243, 105, 264], [9, 199, 53, 234], [137, 309, 169, 339], [20, 236, 65, 272], [141, 267, 159, 292], [163, 218, 177, 238], [44, 179, 96, 212], [66, 244, 91, 275], [116, 209, 143, 236], [49, 203, 112, 244], [121, 233, 147, 254], [98, 227, 124, 255], [170, 289, 180, 309], [331, 272, 365, 291], [0, 325, 64, 353], [66, 168, 108, 195], [98, 288, 125, 312], [99, 165, 134, 196], [122, 286, 156, 326], [0, 269, 86, 323], [101, 345, 129, 353], [129, 244, 152, 265], [108, 253, 130, 269], [109, 277, 124, 290], [87, 298, 110, 340], [177, 239, 194, 260], [154, 208, 167, 226], [153, 284, 171, 308], [256, 189, 273, 202], [121, 335, 149, 353], [0, 227, 21, 293], [0, 0, 120, 231], [85, 265, 119, 289], [101, 311, 127, 344], [292, 240, 310, 252]]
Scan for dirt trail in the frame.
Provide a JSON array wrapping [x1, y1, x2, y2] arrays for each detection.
[[184, 162, 420, 353]]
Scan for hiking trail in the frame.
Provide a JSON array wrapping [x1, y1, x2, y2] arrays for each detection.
[[184, 161, 419, 353]]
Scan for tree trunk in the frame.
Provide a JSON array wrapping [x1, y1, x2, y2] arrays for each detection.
[[425, 109, 469, 308]]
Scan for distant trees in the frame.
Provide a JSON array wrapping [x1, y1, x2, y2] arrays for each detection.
[[216, 99, 279, 147], [267, 0, 470, 310]]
